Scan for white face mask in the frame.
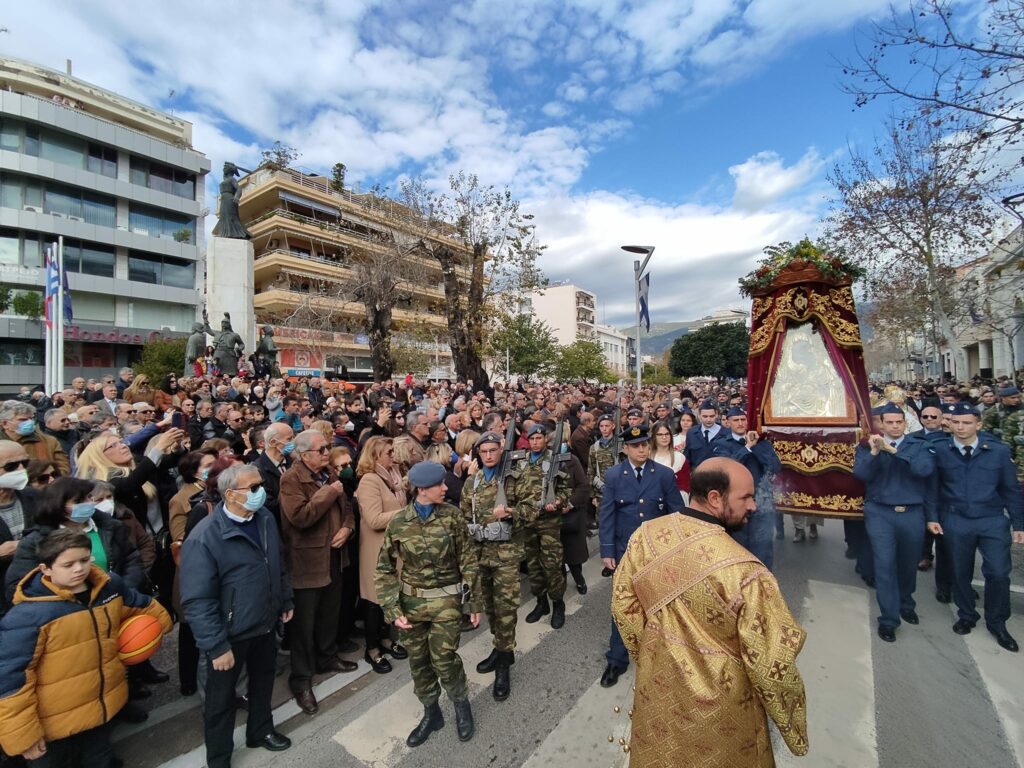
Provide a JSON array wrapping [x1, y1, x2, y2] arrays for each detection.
[[0, 468, 29, 490], [95, 498, 115, 514]]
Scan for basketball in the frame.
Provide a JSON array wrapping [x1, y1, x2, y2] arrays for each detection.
[[118, 614, 164, 666]]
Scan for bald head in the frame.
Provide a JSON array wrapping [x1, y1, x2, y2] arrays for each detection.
[[689, 458, 756, 532]]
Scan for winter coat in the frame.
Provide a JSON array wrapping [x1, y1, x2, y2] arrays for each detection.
[[354, 471, 404, 604], [8, 429, 69, 476], [560, 454, 591, 566], [179, 504, 293, 657], [0, 567, 171, 757]]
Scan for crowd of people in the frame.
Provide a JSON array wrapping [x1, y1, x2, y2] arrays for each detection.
[[0, 365, 1020, 767]]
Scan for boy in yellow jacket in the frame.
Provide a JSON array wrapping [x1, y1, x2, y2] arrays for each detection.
[[0, 528, 171, 765]]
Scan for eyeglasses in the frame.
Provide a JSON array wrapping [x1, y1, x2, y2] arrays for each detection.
[[304, 446, 330, 454], [920, 414, 940, 420], [2, 458, 30, 472], [135, 410, 154, 415], [234, 482, 264, 493]]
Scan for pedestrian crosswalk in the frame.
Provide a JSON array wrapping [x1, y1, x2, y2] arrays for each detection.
[[151, 527, 1024, 768]]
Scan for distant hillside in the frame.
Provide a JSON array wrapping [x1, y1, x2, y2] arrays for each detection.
[[616, 322, 694, 357], [618, 321, 690, 338]]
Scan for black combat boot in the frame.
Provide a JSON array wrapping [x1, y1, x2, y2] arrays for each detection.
[[550, 600, 566, 629], [406, 702, 444, 747], [476, 648, 499, 674], [493, 651, 513, 701], [454, 699, 475, 741], [525, 595, 550, 623]]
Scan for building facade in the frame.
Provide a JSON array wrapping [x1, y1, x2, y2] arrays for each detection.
[[595, 323, 629, 375], [0, 57, 209, 389], [527, 282, 596, 346], [236, 166, 463, 379]]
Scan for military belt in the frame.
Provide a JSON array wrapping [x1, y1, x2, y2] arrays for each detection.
[[401, 582, 463, 599]]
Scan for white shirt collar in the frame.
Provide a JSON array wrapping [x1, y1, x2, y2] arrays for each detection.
[[952, 437, 979, 454]]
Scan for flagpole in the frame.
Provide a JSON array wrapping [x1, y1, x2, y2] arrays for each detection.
[[622, 245, 655, 389], [44, 244, 53, 395], [56, 236, 65, 391]]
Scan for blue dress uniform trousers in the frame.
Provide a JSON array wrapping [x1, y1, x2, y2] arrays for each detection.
[[864, 502, 925, 628], [599, 459, 682, 669], [711, 436, 782, 570], [943, 513, 1012, 630]]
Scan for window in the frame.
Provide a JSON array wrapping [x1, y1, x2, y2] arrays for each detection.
[[61, 240, 114, 278], [0, 172, 115, 227], [128, 251, 195, 287], [0, 121, 19, 152], [0, 340, 45, 366], [129, 157, 196, 199], [86, 145, 117, 178], [1, 117, 118, 177], [0, 229, 18, 265], [129, 204, 195, 241]]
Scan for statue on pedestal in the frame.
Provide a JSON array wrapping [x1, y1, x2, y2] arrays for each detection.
[[185, 322, 208, 377], [254, 325, 280, 379], [212, 162, 250, 240], [200, 311, 245, 376]]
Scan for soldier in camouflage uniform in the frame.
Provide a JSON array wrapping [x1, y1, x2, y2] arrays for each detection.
[[588, 414, 619, 518], [459, 431, 526, 701], [517, 424, 571, 629], [981, 386, 1021, 438], [375, 461, 482, 747], [993, 386, 1024, 483]]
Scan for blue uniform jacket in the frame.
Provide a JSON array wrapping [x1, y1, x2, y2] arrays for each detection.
[[710, 433, 782, 488], [852, 434, 935, 505], [180, 503, 294, 657], [683, 424, 726, 468], [599, 459, 683, 559], [926, 435, 1024, 530]]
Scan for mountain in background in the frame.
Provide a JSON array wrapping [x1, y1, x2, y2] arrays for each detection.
[[618, 321, 694, 358]]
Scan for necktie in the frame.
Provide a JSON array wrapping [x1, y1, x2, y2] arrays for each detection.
[[890, 442, 897, 449], [963, 445, 973, 459], [635, 465, 643, 483], [704, 429, 710, 443]]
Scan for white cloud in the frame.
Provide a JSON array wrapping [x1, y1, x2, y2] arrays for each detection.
[[729, 149, 828, 212]]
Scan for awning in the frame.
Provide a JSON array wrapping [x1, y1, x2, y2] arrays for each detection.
[[279, 191, 339, 217]]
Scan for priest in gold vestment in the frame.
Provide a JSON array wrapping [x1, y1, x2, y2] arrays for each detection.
[[612, 458, 809, 767]]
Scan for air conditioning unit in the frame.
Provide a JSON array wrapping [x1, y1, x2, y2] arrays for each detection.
[[22, 205, 42, 213], [67, 215, 84, 222]]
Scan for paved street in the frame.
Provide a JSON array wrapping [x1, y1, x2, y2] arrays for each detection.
[[115, 524, 1024, 768]]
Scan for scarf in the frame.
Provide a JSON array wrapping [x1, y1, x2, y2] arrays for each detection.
[[375, 464, 407, 506]]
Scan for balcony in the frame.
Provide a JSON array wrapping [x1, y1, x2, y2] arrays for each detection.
[[575, 291, 595, 310], [253, 287, 447, 329]]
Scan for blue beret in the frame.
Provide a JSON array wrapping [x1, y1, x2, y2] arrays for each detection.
[[390, 401, 405, 413], [699, 400, 717, 411], [597, 413, 616, 424], [626, 407, 643, 417], [620, 424, 650, 445], [949, 402, 979, 417], [943, 403, 958, 413], [475, 431, 502, 448], [408, 461, 447, 488], [877, 403, 904, 416], [527, 424, 547, 437], [726, 406, 746, 418], [871, 406, 885, 416], [999, 386, 1020, 396]]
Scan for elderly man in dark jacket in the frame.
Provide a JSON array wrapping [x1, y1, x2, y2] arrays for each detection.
[[279, 429, 357, 715], [181, 463, 294, 768]]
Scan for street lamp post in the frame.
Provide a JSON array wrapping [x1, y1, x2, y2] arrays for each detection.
[[622, 245, 655, 388]]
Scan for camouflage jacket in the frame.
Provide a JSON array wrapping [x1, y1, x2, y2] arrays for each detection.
[[998, 409, 1024, 476], [588, 440, 617, 495], [981, 404, 1018, 438], [513, 449, 570, 522], [459, 468, 527, 549], [375, 501, 482, 622]]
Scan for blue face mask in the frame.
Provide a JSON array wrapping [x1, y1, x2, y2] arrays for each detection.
[[16, 419, 36, 436], [69, 501, 96, 523], [242, 486, 267, 512], [282, 441, 295, 456], [200, 468, 210, 481], [560, 442, 569, 454]]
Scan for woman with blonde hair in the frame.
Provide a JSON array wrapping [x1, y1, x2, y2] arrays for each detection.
[[310, 419, 334, 442], [123, 374, 156, 405], [354, 437, 408, 673]]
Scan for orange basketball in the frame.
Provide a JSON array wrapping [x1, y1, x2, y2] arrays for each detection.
[[118, 614, 164, 666]]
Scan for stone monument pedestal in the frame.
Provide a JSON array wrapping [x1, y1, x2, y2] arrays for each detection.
[[206, 236, 255, 354]]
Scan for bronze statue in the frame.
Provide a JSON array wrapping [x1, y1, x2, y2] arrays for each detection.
[[210, 313, 245, 376], [185, 321, 208, 376], [212, 162, 250, 239], [255, 325, 280, 372]]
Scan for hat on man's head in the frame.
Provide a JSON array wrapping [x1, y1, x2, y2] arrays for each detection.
[[949, 402, 979, 417], [597, 413, 616, 425], [390, 401, 405, 413], [475, 431, 502, 448], [725, 406, 746, 418], [626, 407, 643, 418], [527, 424, 547, 438], [408, 461, 447, 488], [620, 425, 650, 445], [877, 403, 904, 417], [698, 400, 718, 411], [999, 385, 1020, 397], [943, 403, 958, 414]]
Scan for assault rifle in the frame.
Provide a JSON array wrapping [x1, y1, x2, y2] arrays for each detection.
[[610, 405, 623, 459], [494, 414, 525, 509], [540, 417, 572, 509]]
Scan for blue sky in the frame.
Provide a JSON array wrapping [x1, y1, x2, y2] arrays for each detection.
[[3, 0, 963, 329]]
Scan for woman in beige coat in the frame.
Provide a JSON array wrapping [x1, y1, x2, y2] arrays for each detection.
[[354, 436, 408, 673]]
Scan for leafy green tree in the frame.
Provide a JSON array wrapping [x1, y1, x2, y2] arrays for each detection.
[[669, 323, 750, 379], [11, 291, 43, 321], [0, 284, 12, 314], [487, 312, 558, 378], [553, 339, 611, 382], [135, 338, 188, 381]]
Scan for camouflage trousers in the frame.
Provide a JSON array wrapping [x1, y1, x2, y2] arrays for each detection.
[[523, 515, 566, 601], [398, 594, 468, 706], [476, 540, 522, 652]]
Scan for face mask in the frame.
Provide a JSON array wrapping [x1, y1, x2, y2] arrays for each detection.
[[200, 468, 210, 481], [0, 469, 29, 490], [69, 501, 96, 523], [16, 420, 36, 436], [95, 498, 115, 514], [282, 441, 295, 456], [560, 442, 569, 454], [337, 466, 354, 480], [344, 421, 355, 432], [241, 486, 267, 511]]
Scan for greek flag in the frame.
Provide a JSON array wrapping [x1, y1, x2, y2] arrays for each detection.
[[638, 272, 651, 333], [43, 246, 59, 329]]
